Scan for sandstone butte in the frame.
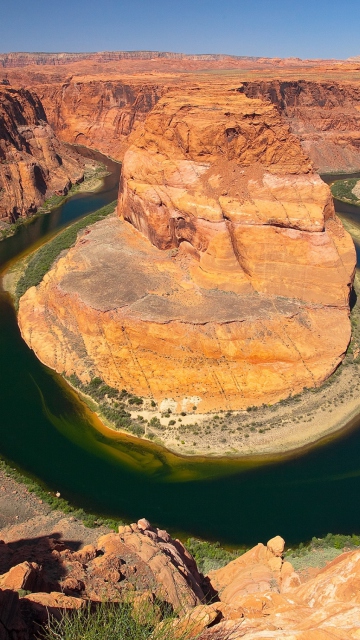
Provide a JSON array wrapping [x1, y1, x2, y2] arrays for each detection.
[[0, 87, 86, 222], [18, 86, 356, 412], [1, 519, 360, 639]]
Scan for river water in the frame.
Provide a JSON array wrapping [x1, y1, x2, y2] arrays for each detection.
[[0, 153, 360, 547]]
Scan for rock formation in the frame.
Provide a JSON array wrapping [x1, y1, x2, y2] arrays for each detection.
[[1, 521, 360, 639], [34, 80, 165, 160], [0, 87, 85, 222], [18, 86, 356, 411], [4, 53, 360, 172], [240, 80, 360, 172]]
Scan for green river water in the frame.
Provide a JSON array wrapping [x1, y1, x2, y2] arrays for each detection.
[[0, 151, 360, 547]]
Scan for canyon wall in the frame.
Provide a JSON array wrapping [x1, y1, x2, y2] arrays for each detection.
[[25, 79, 360, 171], [18, 87, 356, 412], [0, 87, 85, 222], [34, 80, 165, 160], [240, 80, 360, 172], [0, 51, 343, 68]]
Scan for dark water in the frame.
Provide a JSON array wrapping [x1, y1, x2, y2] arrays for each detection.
[[1, 159, 360, 547]]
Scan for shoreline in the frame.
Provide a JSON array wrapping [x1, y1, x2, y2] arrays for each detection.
[[3, 181, 360, 462], [80, 357, 360, 460], [0, 159, 110, 242]]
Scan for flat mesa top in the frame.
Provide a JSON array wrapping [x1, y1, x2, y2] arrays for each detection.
[[59, 217, 303, 323]]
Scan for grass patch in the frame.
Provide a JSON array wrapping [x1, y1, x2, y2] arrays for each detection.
[[43, 600, 192, 640], [331, 178, 360, 205], [285, 533, 360, 571], [41, 597, 194, 640], [15, 201, 116, 306], [185, 538, 246, 574]]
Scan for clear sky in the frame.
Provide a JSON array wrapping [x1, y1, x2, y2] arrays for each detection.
[[1, 0, 359, 60]]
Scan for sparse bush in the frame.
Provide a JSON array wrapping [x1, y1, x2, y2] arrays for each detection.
[[186, 538, 245, 574], [128, 396, 144, 406]]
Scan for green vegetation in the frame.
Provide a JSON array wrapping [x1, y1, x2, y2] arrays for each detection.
[[331, 178, 360, 206], [185, 538, 245, 574], [15, 201, 116, 305], [43, 600, 190, 640], [285, 533, 360, 571], [0, 456, 122, 530], [66, 374, 150, 438]]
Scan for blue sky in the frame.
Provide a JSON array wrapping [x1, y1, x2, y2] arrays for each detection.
[[1, 0, 359, 59]]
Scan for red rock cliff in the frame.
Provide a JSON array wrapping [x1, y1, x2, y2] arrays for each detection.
[[34, 79, 165, 160], [240, 80, 360, 172], [0, 87, 85, 222], [18, 87, 356, 412]]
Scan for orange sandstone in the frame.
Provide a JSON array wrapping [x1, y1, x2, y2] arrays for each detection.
[[18, 87, 355, 412], [0, 87, 85, 222]]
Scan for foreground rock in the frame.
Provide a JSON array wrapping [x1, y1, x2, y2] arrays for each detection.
[[0, 521, 360, 639], [19, 86, 356, 411], [0, 87, 85, 222]]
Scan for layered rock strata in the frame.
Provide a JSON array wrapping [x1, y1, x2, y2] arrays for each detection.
[[35, 80, 165, 160], [0, 87, 85, 222], [240, 80, 360, 172], [18, 88, 355, 412]]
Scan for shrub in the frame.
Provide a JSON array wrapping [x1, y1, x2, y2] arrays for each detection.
[[43, 600, 189, 640], [128, 396, 144, 406], [186, 538, 245, 574]]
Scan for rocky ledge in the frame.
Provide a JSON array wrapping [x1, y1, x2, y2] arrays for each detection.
[[0, 519, 360, 639], [18, 86, 356, 412]]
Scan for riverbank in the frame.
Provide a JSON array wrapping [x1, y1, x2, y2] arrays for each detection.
[[71, 337, 360, 459], [0, 161, 109, 242], [331, 177, 360, 206]]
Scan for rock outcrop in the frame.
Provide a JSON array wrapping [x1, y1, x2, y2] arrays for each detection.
[[0, 87, 85, 222], [240, 80, 360, 172], [18, 87, 356, 411], [1, 522, 360, 639]]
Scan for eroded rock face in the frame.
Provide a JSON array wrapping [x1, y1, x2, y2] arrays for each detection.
[[18, 87, 356, 411], [240, 80, 360, 172], [35, 80, 165, 161], [200, 541, 360, 639], [0, 87, 85, 222]]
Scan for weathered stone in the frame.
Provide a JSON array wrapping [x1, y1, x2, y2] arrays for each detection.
[[0, 562, 39, 592], [18, 86, 356, 411], [0, 88, 85, 222]]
